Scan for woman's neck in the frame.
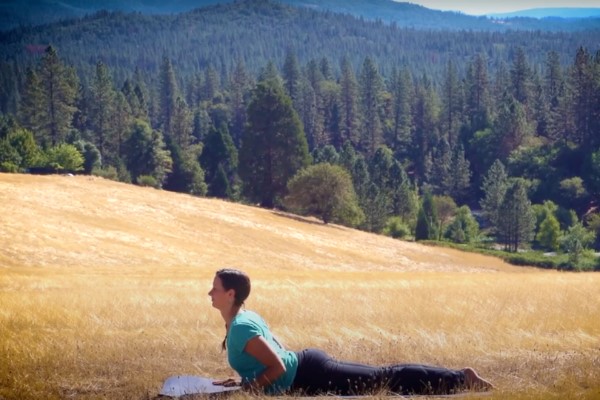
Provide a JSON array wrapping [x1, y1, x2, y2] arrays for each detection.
[[221, 305, 242, 327]]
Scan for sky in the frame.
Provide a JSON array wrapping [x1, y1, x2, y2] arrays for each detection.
[[403, 0, 600, 15]]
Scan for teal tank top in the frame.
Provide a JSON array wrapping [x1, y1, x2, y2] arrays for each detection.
[[226, 310, 298, 394]]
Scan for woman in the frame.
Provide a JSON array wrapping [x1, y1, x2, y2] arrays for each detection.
[[209, 268, 493, 396]]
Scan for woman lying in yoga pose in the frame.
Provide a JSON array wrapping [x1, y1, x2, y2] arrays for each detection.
[[209, 268, 493, 396]]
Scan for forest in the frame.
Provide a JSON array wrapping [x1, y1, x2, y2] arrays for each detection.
[[1, 0, 599, 270]]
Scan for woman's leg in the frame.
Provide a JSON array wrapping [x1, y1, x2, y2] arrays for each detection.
[[291, 348, 383, 395], [291, 349, 483, 396], [381, 363, 465, 395]]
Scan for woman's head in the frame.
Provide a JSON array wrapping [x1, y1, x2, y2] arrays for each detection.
[[209, 268, 251, 309]]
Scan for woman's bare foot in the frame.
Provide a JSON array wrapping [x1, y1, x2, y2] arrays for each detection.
[[462, 367, 494, 391]]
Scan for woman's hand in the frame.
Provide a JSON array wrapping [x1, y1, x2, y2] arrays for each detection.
[[212, 378, 241, 387]]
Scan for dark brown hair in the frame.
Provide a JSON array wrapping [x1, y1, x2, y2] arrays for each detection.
[[215, 268, 251, 306], [215, 268, 251, 350]]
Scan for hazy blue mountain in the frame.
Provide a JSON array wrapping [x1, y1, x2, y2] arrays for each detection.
[[1, 0, 599, 32], [489, 8, 600, 19]]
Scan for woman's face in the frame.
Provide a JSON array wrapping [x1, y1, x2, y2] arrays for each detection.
[[208, 276, 233, 310]]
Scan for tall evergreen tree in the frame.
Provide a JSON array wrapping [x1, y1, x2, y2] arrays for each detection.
[[480, 159, 509, 231], [415, 190, 438, 241], [283, 49, 301, 108], [158, 56, 179, 138], [387, 67, 412, 157], [123, 119, 172, 187], [229, 59, 251, 147], [389, 161, 418, 225], [171, 96, 192, 148], [448, 143, 472, 202], [359, 57, 383, 155], [113, 91, 132, 161], [88, 61, 117, 163], [441, 59, 463, 148], [497, 179, 536, 252], [412, 76, 440, 183], [339, 56, 359, 148], [202, 65, 220, 102], [19, 67, 45, 142], [201, 124, 238, 198], [464, 53, 491, 134], [510, 47, 533, 107], [570, 47, 595, 147], [239, 78, 310, 208], [319, 79, 341, 149], [20, 46, 78, 147], [493, 91, 532, 160], [543, 51, 567, 142]]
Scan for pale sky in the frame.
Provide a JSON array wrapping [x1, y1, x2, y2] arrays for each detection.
[[403, 1, 600, 15]]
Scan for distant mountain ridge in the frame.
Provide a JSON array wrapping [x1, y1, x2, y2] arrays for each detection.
[[1, 0, 599, 32], [489, 7, 600, 19]]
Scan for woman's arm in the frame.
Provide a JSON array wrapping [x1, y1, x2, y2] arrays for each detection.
[[242, 336, 287, 392]]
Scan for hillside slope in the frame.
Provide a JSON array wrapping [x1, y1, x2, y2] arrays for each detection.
[[0, 173, 519, 273]]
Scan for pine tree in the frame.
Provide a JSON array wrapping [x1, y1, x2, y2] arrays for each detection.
[[319, 80, 341, 149], [570, 47, 594, 147], [299, 75, 321, 149], [448, 143, 471, 202], [421, 190, 439, 240], [339, 56, 359, 148], [113, 91, 132, 161], [441, 59, 463, 148], [493, 91, 532, 160], [124, 120, 172, 187], [543, 51, 567, 142], [201, 124, 238, 198], [464, 53, 491, 134], [432, 137, 452, 194], [283, 49, 301, 107], [480, 159, 508, 231], [158, 56, 179, 138], [510, 47, 533, 107], [171, 96, 192, 148], [89, 61, 117, 163], [19, 67, 45, 143], [389, 161, 418, 225], [202, 65, 220, 102], [497, 179, 536, 252], [412, 76, 440, 183], [239, 78, 310, 208], [359, 57, 383, 155], [229, 59, 251, 147], [387, 67, 412, 157], [21, 46, 78, 147]]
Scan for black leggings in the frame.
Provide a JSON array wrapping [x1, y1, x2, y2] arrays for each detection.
[[289, 348, 465, 396]]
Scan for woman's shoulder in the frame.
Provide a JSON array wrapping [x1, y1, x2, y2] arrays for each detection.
[[233, 310, 263, 324], [229, 310, 268, 336]]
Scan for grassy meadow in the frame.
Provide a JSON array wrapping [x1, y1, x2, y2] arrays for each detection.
[[0, 173, 599, 400]]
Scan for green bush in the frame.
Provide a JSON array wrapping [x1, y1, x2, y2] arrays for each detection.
[[383, 217, 411, 239], [0, 161, 19, 172], [136, 175, 159, 188], [92, 166, 119, 181]]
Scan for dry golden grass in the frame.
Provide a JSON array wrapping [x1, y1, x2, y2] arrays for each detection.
[[0, 173, 599, 400]]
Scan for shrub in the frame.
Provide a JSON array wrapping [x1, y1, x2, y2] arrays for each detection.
[[0, 161, 19, 172], [92, 166, 119, 181], [136, 175, 159, 188], [383, 217, 411, 239]]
